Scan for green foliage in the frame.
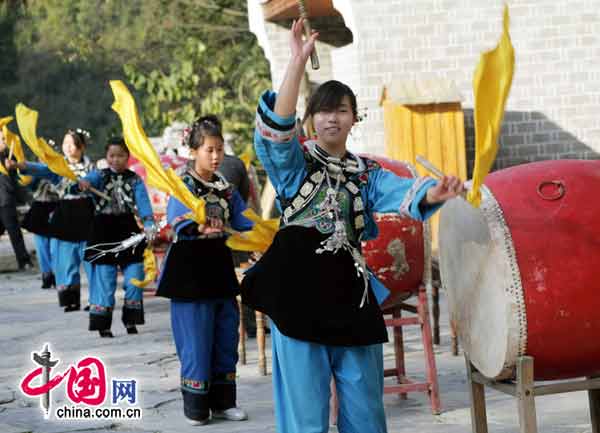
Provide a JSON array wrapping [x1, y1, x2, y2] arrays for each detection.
[[0, 0, 270, 158]]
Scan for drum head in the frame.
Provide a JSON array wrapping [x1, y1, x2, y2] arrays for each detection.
[[439, 187, 525, 379]]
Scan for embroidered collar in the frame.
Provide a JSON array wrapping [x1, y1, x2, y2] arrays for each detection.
[[66, 155, 92, 170], [187, 169, 230, 191], [305, 140, 366, 174]]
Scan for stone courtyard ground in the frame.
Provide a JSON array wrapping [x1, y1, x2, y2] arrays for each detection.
[[0, 234, 593, 433]]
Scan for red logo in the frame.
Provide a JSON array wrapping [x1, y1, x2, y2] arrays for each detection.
[[20, 344, 107, 414]]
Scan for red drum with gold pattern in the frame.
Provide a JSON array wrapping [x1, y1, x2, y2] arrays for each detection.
[[360, 155, 429, 310]]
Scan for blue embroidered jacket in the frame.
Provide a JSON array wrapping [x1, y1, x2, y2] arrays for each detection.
[[255, 90, 442, 304]]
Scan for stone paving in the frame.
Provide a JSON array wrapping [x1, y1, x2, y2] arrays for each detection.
[[0, 234, 593, 432]]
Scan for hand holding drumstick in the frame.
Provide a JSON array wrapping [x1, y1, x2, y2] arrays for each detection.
[[417, 155, 467, 204]]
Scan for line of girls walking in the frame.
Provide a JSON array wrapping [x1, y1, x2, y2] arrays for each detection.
[[3, 115, 253, 424]]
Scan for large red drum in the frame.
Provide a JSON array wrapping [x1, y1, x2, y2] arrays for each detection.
[[360, 155, 430, 310], [439, 160, 600, 380]]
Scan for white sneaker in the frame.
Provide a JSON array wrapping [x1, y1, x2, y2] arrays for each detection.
[[212, 407, 248, 421], [185, 416, 209, 426]]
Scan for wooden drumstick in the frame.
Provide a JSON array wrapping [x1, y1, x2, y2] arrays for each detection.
[[298, 0, 320, 70], [416, 155, 472, 193], [88, 185, 112, 201]]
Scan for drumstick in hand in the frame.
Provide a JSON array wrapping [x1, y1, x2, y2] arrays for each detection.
[[298, 0, 320, 70], [416, 155, 471, 194]]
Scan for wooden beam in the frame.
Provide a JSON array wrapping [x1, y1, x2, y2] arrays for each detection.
[[534, 377, 600, 396], [262, 0, 338, 21], [466, 357, 489, 433], [516, 356, 538, 433], [589, 378, 600, 433], [471, 372, 518, 396]]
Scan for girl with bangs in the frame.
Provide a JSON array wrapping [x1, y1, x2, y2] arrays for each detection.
[[156, 115, 252, 426], [242, 19, 465, 433], [10, 129, 95, 312]]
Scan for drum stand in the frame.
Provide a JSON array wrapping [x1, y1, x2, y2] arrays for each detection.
[[383, 284, 441, 414], [466, 355, 600, 433]]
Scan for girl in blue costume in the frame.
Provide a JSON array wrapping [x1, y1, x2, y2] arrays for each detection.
[[241, 19, 465, 433], [78, 137, 155, 338], [10, 129, 95, 312], [156, 115, 252, 426], [21, 176, 59, 288]]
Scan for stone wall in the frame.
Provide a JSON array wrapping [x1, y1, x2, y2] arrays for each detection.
[[249, 0, 600, 174]]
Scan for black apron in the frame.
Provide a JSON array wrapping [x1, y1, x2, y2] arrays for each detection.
[[156, 237, 239, 301], [84, 213, 145, 265], [241, 225, 388, 347]]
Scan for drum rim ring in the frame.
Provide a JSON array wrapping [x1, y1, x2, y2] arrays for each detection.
[[537, 180, 565, 201]]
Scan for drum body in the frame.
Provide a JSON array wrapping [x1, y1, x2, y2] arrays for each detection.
[[360, 155, 429, 309], [439, 160, 600, 380]]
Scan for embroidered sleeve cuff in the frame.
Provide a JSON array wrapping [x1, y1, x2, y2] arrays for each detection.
[[256, 90, 297, 143], [399, 177, 442, 221]]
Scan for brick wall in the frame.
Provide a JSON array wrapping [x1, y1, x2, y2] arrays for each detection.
[[249, 0, 600, 175]]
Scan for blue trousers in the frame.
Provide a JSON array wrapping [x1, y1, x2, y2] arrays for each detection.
[[51, 238, 92, 307], [33, 234, 53, 274], [88, 262, 144, 330], [271, 323, 388, 433], [50, 238, 92, 287], [171, 298, 239, 420]]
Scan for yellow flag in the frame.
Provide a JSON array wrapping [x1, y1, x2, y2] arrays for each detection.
[[0, 116, 33, 184], [0, 116, 13, 176], [129, 247, 157, 288], [467, 4, 515, 207], [15, 104, 77, 181], [226, 208, 279, 253], [239, 143, 254, 169], [110, 80, 206, 225]]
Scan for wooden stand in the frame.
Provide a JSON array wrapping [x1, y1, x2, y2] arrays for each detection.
[[466, 355, 600, 433], [383, 285, 441, 414], [236, 296, 268, 375], [256, 311, 267, 376], [237, 296, 246, 365]]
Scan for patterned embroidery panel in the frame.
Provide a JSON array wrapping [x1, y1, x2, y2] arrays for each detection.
[[95, 170, 138, 214], [212, 372, 237, 383], [287, 179, 358, 242], [89, 304, 113, 315], [57, 157, 95, 199], [124, 299, 143, 309], [255, 113, 296, 143], [182, 172, 232, 225], [181, 377, 209, 393], [281, 147, 378, 244]]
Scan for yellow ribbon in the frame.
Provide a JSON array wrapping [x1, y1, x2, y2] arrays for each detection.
[[110, 80, 206, 225], [129, 248, 158, 288], [226, 208, 279, 253], [239, 143, 254, 170], [0, 116, 33, 184], [15, 105, 77, 181], [467, 4, 515, 207]]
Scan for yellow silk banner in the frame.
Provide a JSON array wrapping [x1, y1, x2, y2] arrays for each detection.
[[467, 5, 515, 207]]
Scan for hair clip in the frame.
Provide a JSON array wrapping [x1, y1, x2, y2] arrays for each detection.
[[181, 127, 192, 146], [75, 128, 91, 139]]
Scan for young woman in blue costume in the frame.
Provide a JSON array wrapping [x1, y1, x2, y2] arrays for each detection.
[[242, 19, 465, 433], [21, 176, 59, 288], [78, 138, 155, 338], [155, 115, 253, 426], [10, 129, 95, 312]]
